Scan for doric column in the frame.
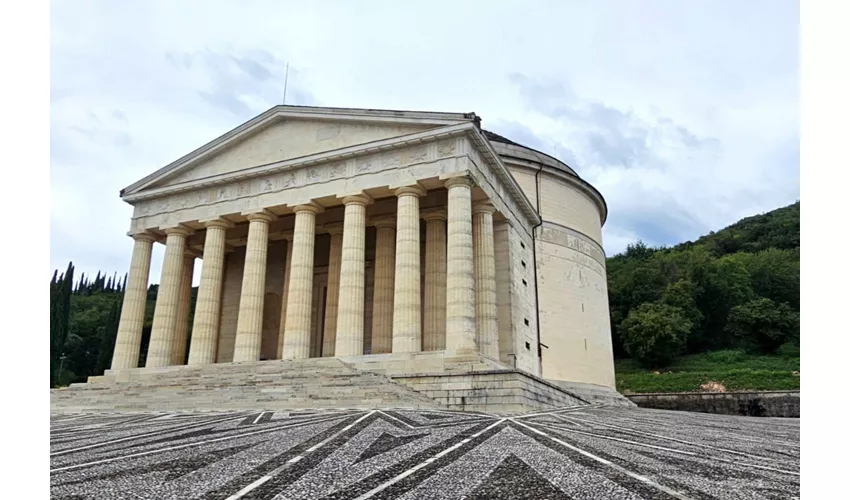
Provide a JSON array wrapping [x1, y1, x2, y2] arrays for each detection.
[[282, 203, 323, 359], [370, 216, 396, 354], [232, 210, 276, 363], [334, 194, 372, 357], [275, 232, 294, 359], [187, 219, 233, 365], [111, 232, 156, 370], [473, 202, 499, 359], [147, 225, 192, 367], [322, 223, 343, 357], [444, 177, 477, 353], [422, 209, 447, 351], [391, 185, 426, 353], [171, 252, 196, 365]]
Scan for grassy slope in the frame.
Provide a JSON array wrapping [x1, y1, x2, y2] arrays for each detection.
[[615, 350, 800, 394]]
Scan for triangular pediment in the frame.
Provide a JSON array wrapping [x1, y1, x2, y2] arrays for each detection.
[[123, 106, 477, 196]]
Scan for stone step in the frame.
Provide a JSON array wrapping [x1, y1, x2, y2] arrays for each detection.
[[52, 358, 441, 413]]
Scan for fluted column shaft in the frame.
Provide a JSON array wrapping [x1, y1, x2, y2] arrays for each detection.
[[335, 195, 372, 356], [233, 211, 275, 362], [283, 204, 322, 359], [147, 226, 192, 367], [473, 203, 499, 359], [322, 226, 343, 357], [392, 185, 426, 353], [111, 233, 156, 370], [445, 177, 477, 352], [276, 234, 294, 359], [371, 218, 396, 354], [423, 211, 447, 351], [171, 254, 195, 365], [188, 219, 232, 365]]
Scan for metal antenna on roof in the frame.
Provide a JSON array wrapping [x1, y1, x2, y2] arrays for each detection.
[[282, 62, 290, 105]]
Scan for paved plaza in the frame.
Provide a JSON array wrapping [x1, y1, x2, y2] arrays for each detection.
[[50, 406, 799, 499]]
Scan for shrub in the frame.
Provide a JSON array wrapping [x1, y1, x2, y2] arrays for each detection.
[[776, 342, 800, 358], [620, 302, 692, 369], [705, 349, 746, 364], [725, 298, 800, 353]]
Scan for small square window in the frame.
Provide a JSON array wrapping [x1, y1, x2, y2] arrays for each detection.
[[524, 318, 530, 326], [522, 279, 527, 286], [520, 242, 526, 249], [525, 342, 531, 350], [521, 260, 526, 268]]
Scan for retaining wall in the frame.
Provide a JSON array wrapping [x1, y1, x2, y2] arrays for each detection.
[[626, 391, 800, 418]]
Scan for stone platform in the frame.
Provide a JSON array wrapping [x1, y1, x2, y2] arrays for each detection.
[[50, 352, 633, 415]]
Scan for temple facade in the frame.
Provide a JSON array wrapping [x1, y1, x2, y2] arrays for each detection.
[[110, 105, 615, 389]]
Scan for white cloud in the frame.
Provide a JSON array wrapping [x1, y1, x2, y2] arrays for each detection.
[[50, 0, 799, 281]]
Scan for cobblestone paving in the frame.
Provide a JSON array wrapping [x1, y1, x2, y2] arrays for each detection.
[[50, 405, 800, 499]]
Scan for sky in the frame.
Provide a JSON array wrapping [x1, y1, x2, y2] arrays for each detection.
[[50, 0, 799, 284]]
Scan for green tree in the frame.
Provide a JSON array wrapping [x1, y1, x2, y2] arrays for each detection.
[[735, 248, 800, 309], [50, 262, 74, 386], [619, 303, 692, 368], [97, 297, 121, 374], [660, 279, 703, 329], [691, 255, 754, 351], [726, 298, 800, 353]]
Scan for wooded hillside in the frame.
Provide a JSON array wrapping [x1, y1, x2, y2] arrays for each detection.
[[607, 201, 800, 368]]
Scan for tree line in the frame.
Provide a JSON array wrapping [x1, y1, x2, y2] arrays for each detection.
[[49, 201, 800, 386]]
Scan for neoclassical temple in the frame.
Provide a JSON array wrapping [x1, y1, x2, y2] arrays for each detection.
[[110, 105, 615, 389]]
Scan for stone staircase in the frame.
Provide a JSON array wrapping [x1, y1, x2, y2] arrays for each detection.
[[50, 357, 442, 413]]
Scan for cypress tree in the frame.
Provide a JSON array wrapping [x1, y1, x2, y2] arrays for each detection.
[[97, 297, 121, 374], [50, 262, 74, 386]]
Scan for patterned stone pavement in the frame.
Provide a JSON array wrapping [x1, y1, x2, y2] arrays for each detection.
[[50, 405, 800, 499]]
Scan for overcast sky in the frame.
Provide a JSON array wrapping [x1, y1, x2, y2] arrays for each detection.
[[50, 0, 799, 284]]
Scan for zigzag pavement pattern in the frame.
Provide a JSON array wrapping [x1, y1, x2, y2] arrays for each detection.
[[50, 405, 800, 499]]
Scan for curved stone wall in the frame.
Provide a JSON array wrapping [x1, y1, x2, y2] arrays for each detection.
[[488, 135, 616, 389]]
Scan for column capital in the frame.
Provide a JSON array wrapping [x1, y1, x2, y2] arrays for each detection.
[[444, 176, 473, 189], [243, 209, 277, 223], [292, 202, 325, 215], [421, 208, 448, 222], [201, 218, 234, 230], [163, 225, 193, 237], [128, 231, 157, 243], [472, 202, 496, 216], [322, 222, 345, 235], [340, 192, 374, 206], [393, 185, 427, 198]]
